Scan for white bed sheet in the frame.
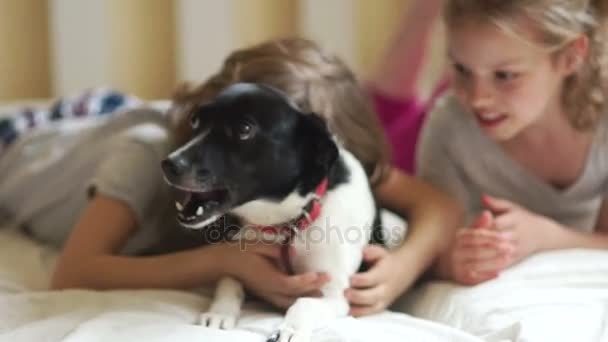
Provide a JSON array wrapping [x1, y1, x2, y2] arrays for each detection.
[[395, 248, 608, 342], [0, 225, 480, 342]]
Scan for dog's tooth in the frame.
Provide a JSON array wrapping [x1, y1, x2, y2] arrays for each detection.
[[196, 206, 204, 216], [175, 201, 184, 212]]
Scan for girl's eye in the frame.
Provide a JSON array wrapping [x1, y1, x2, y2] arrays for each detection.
[[190, 115, 200, 129], [453, 63, 470, 77], [495, 71, 519, 82]]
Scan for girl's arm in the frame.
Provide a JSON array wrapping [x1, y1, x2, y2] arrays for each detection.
[[374, 167, 463, 278], [51, 195, 329, 309], [345, 167, 462, 317], [51, 195, 229, 289], [538, 198, 608, 250], [594, 199, 608, 234], [544, 225, 608, 250]]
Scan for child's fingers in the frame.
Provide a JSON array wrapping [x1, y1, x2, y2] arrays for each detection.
[[265, 293, 297, 309], [303, 289, 323, 298], [452, 238, 514, 267], [344, 286, 383, 306], [471, 210, 494, 229], [457, 229, 512, 248], [493, 213, 517, 231], [453, 258, 499, 285], [456, 244, 508, 261], [362, 245, 388, 264], [350, 266, 382, 288], [463, 270, 500, 285], [349, 303, 384, 317], [278, 272, 330, 295], [481, 194, 515, 214], [451, 248, 503, 285], [466, 253, 512, 273]]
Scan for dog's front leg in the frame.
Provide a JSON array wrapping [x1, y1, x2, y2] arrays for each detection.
[[266, 295, 349, 342], [200, 276, 244, 329]]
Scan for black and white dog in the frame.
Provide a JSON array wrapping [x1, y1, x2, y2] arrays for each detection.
[[161, 83, 382, 342]]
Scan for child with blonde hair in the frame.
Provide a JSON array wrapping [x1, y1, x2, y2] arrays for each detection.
[[417, 0, 608, 285]]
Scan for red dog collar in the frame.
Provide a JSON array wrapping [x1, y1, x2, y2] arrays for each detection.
[[254, 178, 328, 235], [252, 178, 329, 275]]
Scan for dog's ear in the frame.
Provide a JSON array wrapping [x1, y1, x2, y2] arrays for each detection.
[[298, 113, 339, 175]]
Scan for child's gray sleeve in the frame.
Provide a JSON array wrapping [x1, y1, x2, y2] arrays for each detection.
[[88, 137, 167, 227], [416, 104, 477, 224]]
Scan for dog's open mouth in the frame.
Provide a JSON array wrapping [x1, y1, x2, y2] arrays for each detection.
[[173, 188, 231, 228]]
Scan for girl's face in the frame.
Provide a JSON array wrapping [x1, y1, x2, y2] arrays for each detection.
[[447, 20, 573, 141]]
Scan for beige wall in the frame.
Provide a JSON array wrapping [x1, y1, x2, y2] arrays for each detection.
[[235, 0, 297, 47], [356, 0, 446, 91], [356, 0, 406, 78], [0, 0, 443, 101], [0, 0, 51, 100], [108, 0, 176, 99]]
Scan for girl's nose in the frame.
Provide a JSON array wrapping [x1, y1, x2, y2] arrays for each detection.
[[468, 78, 494, 108]]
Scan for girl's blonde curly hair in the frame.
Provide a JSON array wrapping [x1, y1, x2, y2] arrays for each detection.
[[445, 0, 608, 130], [170, 38, 391, 186]]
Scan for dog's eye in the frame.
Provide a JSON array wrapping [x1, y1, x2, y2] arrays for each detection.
[[189, 113, 203, 130], [190, 115, 200, 130], [235, 121, 255, 140]]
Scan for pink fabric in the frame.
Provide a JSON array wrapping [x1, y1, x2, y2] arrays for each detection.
[[370, 80, 449, 174]]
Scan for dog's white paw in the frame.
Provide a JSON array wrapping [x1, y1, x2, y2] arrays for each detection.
[[266, 326, 311, 342], [199, 312, 236, 329]]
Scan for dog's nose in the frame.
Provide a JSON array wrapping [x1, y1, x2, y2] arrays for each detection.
[[161, 157, 190, 178]]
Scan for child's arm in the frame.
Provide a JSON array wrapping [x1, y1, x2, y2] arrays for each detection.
[[544, 223, 608, 250], [346, 167, 463, 317], [375, 167, 463, 275], [51, 195, 328, 308], [538, 198, 608, 250], [593, 199, 608, 234], [370, 0, 444, 100], [52, 195, 221, 290]]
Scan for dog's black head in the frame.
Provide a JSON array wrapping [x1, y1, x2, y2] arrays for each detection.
[[161, 83, 339, 228]]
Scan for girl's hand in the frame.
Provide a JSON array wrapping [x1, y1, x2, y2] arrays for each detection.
[[449, 211, 508, 285], [219, 242, 330, 309], [481, 194, 558, 265], [449, 195, 560, 285], [345, 245, 417, 317]]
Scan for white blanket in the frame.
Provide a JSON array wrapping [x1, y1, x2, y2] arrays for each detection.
[[396, 248, 608, 342], [2, 225, 608, 342], [0, 226, 480, 342]]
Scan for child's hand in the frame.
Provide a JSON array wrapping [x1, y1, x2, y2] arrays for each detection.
[[449, 211, 509, 285], [220, 242, 330, 310], [345, 245, 416, 317], [449, 195, 560, 285], [481, 194, 558, 265]]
